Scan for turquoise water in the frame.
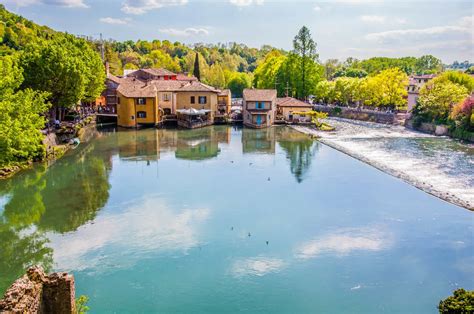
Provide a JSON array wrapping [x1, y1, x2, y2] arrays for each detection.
[[0, 125, 472, 313]]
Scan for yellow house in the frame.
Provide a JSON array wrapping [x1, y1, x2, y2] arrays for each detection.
[[116, 76, 220, 128], [276, 97, 313, 123]]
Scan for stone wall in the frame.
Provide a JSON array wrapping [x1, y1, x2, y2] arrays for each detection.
[[313, 105, 395, 124], [0, 266, 76, 314]]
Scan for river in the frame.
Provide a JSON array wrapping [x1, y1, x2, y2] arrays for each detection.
[[0, 125, 472, 313]]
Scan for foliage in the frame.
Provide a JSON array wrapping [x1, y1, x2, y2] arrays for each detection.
[[193, 52, 201, 81], [438, 289, 474, 313], [76, 295, 90, 314], [293, 110, 328, 127], [292, 26, 319, 99], [0, 54, 50, 168], [314, 68, 408, 109], [417, 80, 468, 123], [431, 71, 474, 93], [227, 72, 252, 97]]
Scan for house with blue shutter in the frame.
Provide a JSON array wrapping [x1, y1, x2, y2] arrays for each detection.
[[242, 88, 277, 128]]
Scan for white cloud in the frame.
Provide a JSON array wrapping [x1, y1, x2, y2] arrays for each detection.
[[49, 196, 210, 271], [159, 27, 210, 37], [295, 227, 391, 260], [365, 16, 472, 42], [314, 5, 321, 11], [229, 0, 264, 7], [360, 15, 385, 23], [99, 17, 132, 25], [122, 0, 188, 15], [3, 0, 88, 7], [231, 256, 286, 277]]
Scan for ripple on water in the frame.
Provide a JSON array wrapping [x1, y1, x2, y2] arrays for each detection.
[[297, 118, 474, 209]]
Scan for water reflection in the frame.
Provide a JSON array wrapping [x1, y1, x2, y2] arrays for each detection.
[[0, 139, 113, 293], [276, 128, 319, 183], [242, 128, 276, 154]]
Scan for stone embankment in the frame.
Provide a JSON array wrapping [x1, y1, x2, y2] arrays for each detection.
[[0, 266, 76, 313], [313, 104, 397, 124]]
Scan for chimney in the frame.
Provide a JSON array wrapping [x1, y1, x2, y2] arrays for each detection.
[[105, 62, 110, 76]]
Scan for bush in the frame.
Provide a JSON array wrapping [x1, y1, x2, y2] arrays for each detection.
[[438, 289, 474, 313]]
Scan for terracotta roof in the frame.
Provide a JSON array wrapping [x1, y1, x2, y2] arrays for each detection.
[[107, 74, 123, 84], [243, 89, 277, 102], [141, 68, 177, 76], [178, 81, 219, 93], [276, 97, 312, 108], [176, 73, 198, 81], [117, 78, 157, 98], [218, 89, 231, 96], [411, 74, 437, 79], [117, 79, 219, 97]]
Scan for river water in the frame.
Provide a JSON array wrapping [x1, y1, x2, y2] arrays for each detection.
[[0, 125, 472, 313]]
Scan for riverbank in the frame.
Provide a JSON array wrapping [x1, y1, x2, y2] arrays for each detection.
[[0, 117, 98, 180], [291, 119, 473, 210]]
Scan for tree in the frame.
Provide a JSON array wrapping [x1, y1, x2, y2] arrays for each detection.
[[415, 55, 442, 74], [323, 59, 341, 80], [253, 50, 286, 90], [418, 80, 468, 122], [204, 63, 226, 88], [0, 54, 50, 168], [292, 26, 319, 99], [432, 71, 474, 93], [375, 68, 409, 109], [438, 289, 474, 313], [193, 52, 201, 81], [227, 72, 252, 97]]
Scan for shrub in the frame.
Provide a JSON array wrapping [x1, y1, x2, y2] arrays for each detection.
[[438, 289, 474, 313]]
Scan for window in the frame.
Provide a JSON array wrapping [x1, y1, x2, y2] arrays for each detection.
[[163, 93, 170, 101], [199, 96, 207, 104], [136, 98, 146, 105], [256, 102, 264, 109], [137, 111, 147, 118], [190, 96, 195, 104]]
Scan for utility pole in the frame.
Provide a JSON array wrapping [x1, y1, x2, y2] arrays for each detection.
[[285, 82, 290, 97]]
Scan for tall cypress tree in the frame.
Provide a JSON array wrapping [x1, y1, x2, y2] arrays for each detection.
[[193, 53, 201, 81]]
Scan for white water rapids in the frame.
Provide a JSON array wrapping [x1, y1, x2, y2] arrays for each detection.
[[293, 118, 474, 210]]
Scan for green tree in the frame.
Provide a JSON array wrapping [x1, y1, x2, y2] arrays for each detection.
[[438, 289, 474, 313], [0, 54, 50, 167], [193, 52, 201, 81], [227, 72, 252, 97], [415, 55, 442, 74], [253, 50, 286, 90], [418, 80, 468, 122], [292, 26, 319, 99]]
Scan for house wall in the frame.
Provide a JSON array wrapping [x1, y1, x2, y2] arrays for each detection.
[[218, 92, 231, 114], [117, 94, 160, 127], [158, 91, 175, 114], [243, 100, 276, 128], [280, 106, 312, 121], [176, 92, 218, 120]]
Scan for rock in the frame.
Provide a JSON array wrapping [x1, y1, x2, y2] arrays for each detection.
[[0, 266, 76, 314]]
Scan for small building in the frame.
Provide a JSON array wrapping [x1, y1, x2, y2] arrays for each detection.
[[217, 89, 232, 116], [407, 74, 436, 113], [242, 88, 277, 128], [276, 97, 313, 123]]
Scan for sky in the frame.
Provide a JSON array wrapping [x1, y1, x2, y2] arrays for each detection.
[[2, 0, 473, 63]]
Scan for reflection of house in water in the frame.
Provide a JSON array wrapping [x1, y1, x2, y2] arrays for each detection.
[[175, 127, 230, 161], [118, 129, 160, 162], [276, 128, 318, 183], [242, 127, 276, 154]]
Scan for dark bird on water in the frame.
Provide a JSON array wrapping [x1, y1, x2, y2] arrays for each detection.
[[248, 232, 251, 237], [267, 177, 271, 181], [231, 226, 234, 231], [249, 163, 253, 166], [230, 161, 234, 163], [266, 241, 269, 245]]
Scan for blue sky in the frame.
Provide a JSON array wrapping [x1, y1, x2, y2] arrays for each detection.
[[2, 0, 473, 63]]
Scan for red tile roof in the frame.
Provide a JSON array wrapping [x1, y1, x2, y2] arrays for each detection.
[[276, 97, 312, 108], [243, 89, 277, 102]]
